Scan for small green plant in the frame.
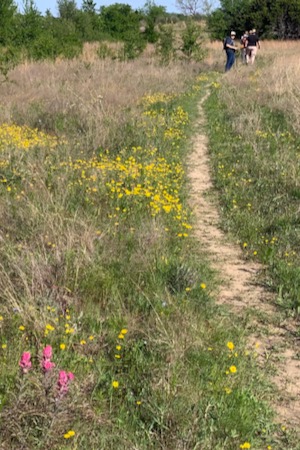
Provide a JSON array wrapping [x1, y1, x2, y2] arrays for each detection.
[[0, 46, 20, 82], [97, 42, 115, 59], [121, 31, 146, 60], [26, 34, 59, 60], [181, 20, 207, 62], [156, 24, 175, 65]]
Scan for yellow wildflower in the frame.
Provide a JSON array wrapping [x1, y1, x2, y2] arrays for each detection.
[[112, 380, 119, 388], [227, 341, 235, 351], [229, 365, 237, 373], [66, 328, 75, 334], [60, 343, 66, 350], [64, 430, 76, 439], [240, 443, 251, 449]]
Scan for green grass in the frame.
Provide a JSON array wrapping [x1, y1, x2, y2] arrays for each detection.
[[0, 72, 296, 449], [205, 80, 300, 313]]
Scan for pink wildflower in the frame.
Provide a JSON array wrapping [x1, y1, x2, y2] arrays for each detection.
[[43, 345, 53, 359], [42, 345, 55, 373], [19, 352, 32, 374], [43, 360, 56, 372], [57, 370, 74, 397], [68, 372, 74, 381]]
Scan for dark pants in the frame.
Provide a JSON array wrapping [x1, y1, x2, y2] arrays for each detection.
[[225, 50, 235, 72]]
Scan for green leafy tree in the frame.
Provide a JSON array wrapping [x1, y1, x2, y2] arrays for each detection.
[[142, 1, 167, 43], [208, 0, 300, 39], [75, 9, 103, 41], [77, 0, 103, 41], [207, 8, 229, 39], [181, 20, 205, 60], [100, 3, 142, 39], [156, 24, 175, 64], [0, 0, 17, 45], [121, 30, 146, 59], [17, 0, 43, 45], [57, 0, 78, 20], [253, 0, 300, 38]]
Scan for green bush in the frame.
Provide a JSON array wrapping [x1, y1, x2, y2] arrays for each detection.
[[156, 25, 175, 65], [121, 31, 146, 60]]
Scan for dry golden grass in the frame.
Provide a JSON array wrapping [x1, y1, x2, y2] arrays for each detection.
[[1, 52, 201, 150], [206, 40, 300, 134]]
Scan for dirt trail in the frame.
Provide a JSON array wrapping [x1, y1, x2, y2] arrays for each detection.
[[188, 91, 300, 428]]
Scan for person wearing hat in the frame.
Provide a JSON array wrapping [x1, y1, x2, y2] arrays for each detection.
[[246, 29, 260, 64], [224, 31, 237, 72]]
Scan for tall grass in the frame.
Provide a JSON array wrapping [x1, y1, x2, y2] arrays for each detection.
[[2, 54, 200, 152]]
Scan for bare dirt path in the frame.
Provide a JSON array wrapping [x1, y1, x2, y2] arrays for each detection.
[[188, 91, 300, 429]]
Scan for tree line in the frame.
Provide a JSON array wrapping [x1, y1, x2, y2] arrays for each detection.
[[0, 0, 185, 61], [1, 0, 299, 68], [208, 0, 300, 39]]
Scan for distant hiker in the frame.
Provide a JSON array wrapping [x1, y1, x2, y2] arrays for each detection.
[[246, 29, 260, 64], [224, 31, 237, 72], [240, 31, 248, 64]]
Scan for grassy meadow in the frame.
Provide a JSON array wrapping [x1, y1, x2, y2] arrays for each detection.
[[0, 42, 299, 449]]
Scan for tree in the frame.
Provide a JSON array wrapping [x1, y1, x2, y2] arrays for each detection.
[[82, 0, 96, 14], [207, 0, 300, 39], [100, 3, 142, 39], [142, 1, 167, 43], [0, 0, 18, 45], [181, 19, 205, 59], [57, 0, 78, 20], [18, 0, 43, 45], [176, 0, 212, 16]]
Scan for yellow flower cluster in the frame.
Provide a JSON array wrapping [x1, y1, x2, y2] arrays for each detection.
[[0, 124, 60, 152], [61, 149, 191, 236], [64, 430, 75, 439], [140, 92, 175, 107], [56, 95, 192, 237]]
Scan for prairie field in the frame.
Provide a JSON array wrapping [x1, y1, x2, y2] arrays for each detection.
[[0, 42, 299, 449]]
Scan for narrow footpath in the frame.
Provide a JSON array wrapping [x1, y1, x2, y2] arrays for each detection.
[[188, 91, 300, 429]]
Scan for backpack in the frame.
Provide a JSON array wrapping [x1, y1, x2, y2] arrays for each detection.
[[223, 38, 227, 50]]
